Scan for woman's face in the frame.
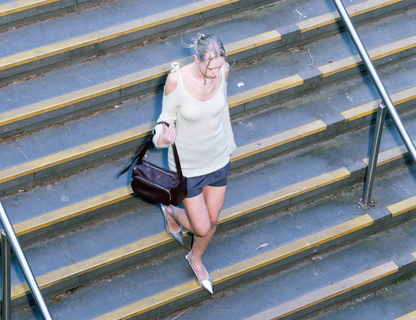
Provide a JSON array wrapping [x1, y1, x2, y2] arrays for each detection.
[[197, 56, 225, 80]]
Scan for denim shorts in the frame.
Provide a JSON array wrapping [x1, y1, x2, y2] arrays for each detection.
[[185, 162, 231, 198]]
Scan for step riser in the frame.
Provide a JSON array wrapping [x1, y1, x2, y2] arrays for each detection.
[[17, 164, 354, 246], [284, 0, 416, 52], [2, 0, 415, 89], [3, 38, 416, 144], [0, 0, 109, 32], [0, 43, 278, 139], [3, 2, 416, 138], [0, 136, 148, 197], [16, 196, 143, 247], [0, 0, 281, 85], [8, 158, 414, 312], [106, 212, 416, 320], [284, 266, 416, 320], [3, 2, 416, 317], [318, 47, 416, 87], [10, 239, 182, 311], [3, 89, 414, 199], [2, 171, 355, 309], [0, 92, 122, 140]]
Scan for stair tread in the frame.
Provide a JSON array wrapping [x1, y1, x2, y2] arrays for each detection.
[[0, 0, 302, 114], [1, 25, 416, 194], [4, 164, 349, 296], [5, 107, 416, 305], [2, 0, 416, 317], [2, 55, 416, 240], [158, 204, 416, 320], [0, 0, 385, 61], [11, 164, 416, 320], [307, 274, 416, 320], [0, 0, 196, 59], [0, 0, 411, 132]]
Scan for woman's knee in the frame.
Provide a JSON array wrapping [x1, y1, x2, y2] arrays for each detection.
[[193, 222, 211, 237], [209, 218, 218, 230]]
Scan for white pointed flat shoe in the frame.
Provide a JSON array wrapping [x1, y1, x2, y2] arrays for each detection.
[[160, 204, 183, 246], [185, 252, 213, 295]]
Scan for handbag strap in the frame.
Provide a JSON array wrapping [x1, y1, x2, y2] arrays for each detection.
[[117, 121, 184, 179]]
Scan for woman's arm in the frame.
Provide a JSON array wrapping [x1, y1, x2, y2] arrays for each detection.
[[153, 71, 181, 148]]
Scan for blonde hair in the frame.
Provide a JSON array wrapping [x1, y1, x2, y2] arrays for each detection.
[[188, 34, 226, 61], [183, 34, 227, 84]]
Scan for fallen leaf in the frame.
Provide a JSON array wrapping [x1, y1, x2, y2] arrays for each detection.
[[255, 243, 269, 251]]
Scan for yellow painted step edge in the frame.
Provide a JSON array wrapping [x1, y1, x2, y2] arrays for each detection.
[[118, 30, 281, 88], [0, 30, 281, 127], [231, 119, 326, 162], [11, 231, 172, 300], [342, 86, 416, 122], [220, 167, 351, 224], [245, 260, 398, 320], [91, 214, 374, 320], [7, 128, 338, 241], [0, 0, 60, 17], [296, 0, 403, 33], [97, 0, 240, 42], [0, 33, 100, 71], [0, 0, 243, 71], [387, 195, 416, 217], [0, 80, 122, 126], [0, 121, 155, 184], [228, 74, 304, 109], [362, 139, 416, 167], [10, 167, 352, 300], [0, 74, 302, 185], [12, 186, 133, 236], [319, 35, 416, 77], [395, 310, 416, 320], [226, 30, 281, 56]]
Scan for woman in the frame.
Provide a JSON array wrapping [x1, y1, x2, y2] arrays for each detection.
[[153, 34, 236, 294]]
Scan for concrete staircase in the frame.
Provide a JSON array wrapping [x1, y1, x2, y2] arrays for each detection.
[[1, 0, 416, 319]]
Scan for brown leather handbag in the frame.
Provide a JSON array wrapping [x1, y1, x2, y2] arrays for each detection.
[[118, 122, 187, 206]]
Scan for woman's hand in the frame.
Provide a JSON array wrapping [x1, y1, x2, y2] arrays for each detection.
[[156, 122, 176, 146]]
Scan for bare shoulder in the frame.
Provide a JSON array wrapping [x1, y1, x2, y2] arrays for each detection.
[[164, 71, 180, 96], [223, 62, 230, 81]]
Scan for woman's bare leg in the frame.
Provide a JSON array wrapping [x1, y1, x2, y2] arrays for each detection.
[[169, 185, 226, 280]]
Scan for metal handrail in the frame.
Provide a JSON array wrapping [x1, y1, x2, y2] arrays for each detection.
[[0, 201, 53, 320], [333, 0, 416, 205]]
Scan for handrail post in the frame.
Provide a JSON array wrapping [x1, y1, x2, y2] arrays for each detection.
[[360, 103, 387, 207], [0, 201, 53, 320], [2, 231, 11, 320], [333, 0, 416, 164]]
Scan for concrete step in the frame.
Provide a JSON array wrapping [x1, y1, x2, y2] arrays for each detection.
[[0, 0, 110, 31], [2, 166, 350, 310], [1, 54, 416, 242], [396, 312, 416, 320], [0, 0, 281, 83], [10, 162, 416, 319], [164, 216, 416, 320], [1, 1, 415, 317], [1, 0, 415, 137], [1, 34, 415, 197], [305, 273, 416, 320], [155, 168, 416, 320], [4, 105, 416, 311]]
